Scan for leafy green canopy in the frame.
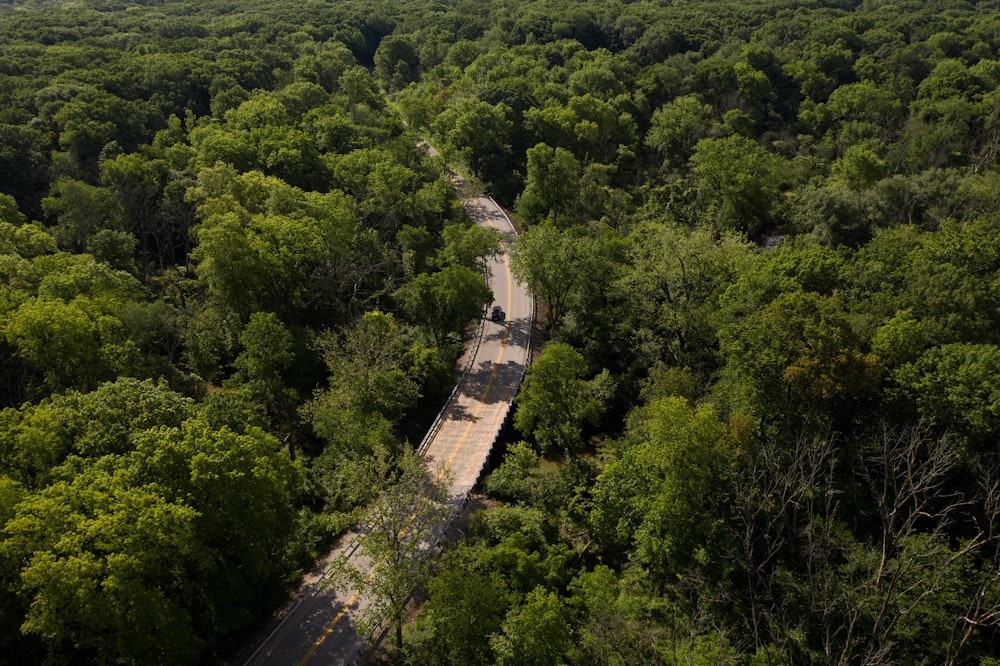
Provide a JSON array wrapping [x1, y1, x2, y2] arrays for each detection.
[[4, 0, 1000, 662]]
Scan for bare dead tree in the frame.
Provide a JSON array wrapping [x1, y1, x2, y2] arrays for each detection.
[[728, 423, 998, 665], [946, 454, 1000, 664], [830, 423, 980, 665], [728, 431, 839, 660]]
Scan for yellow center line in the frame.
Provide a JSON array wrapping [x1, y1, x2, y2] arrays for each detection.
[[297, 203, 513, 665], [438, 240, 513, 476], [296, 593, 358, 665]]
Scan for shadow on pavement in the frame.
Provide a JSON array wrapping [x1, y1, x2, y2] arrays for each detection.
[[458, 359, 523, 405], [482, 315, 530, 346], [442, 401, 473, 422]]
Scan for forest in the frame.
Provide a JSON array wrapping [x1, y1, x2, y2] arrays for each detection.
[[2, 0, 1000, 663]]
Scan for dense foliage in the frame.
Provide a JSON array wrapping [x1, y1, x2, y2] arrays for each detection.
[[0, 0, 492, 662], [3, 0, 1000, 663], [392, 0, 1000, 663]]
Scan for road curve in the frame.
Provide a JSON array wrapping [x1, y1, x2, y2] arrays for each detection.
[[243, 190, 533, 666]]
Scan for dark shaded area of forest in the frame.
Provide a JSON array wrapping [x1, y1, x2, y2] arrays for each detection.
[[3, 0, 1000, 663]]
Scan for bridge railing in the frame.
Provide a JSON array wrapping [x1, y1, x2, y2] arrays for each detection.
[[247, 187, 533, 666], [418, 300, 487, 455]]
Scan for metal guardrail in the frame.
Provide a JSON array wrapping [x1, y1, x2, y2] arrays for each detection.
[[246, 154, 534, 666], [417, 301, 487, 455], [364, 194, 535, 661], [404, 201, 531, 587], [418, 195, 507, 456]]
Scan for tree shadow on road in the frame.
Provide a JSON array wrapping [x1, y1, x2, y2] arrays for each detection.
[[458, 359, 523, 405]]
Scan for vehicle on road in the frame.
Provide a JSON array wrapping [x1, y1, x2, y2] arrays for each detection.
[[491, 305, 505, 322]]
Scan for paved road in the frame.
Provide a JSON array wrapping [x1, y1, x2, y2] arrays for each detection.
[[422, 195, 533, 495], [243, 193, 532, 666]]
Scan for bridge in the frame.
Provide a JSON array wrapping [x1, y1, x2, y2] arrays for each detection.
[[243, 193, 533, 665]]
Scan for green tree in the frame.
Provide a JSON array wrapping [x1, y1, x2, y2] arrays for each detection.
[[88, 229, 138, 272], [508, 222, 596, 335], [690, 135, 787, 235], [41, 178, 119, 253], [646, 94, 715, 169], [188, 166, 356, 320], [190, 211, 266, 320], [0, 220, 57, 259], [374, 34, 420, 92], [307, 421, 400, 524], [1, 408, 302, 663], [567, 565, 669, 664], [821, 79, 905, 144], [336, 447, 450, 650], [491, 586, 572, 666], [0, 400, 71, 487], [275, 81, 329, 123], [189, 124, 257, 173], [181, 301, 242, 384], [791, 185, 880, 247], [52, 95, 123, 178], [0, 123, 48, 219], [191, 202, 328, 321], [401, 265, 492, 345], [227, 311, 297, 421], [0, 406, 193, 625], [718, 237, 846, 321], [831, 142, 887, 191], [314, 310, 419, 423], [435, 222, 502, 272], [717, 290, 880, 430], [483, 440, 554, 507], [513, 342, 599, 457], [516, 143, 579, 227], [3, 295, 125, 395], [590, 397, 730, 588], [871, 309, 926, 369], [338, 65, 386, 111], [565, 93, 638, 164], [100, 152, 171, 272], [893, 343, 1000, 451], [614, 222, 753, 369], [418, 553, 509, 666], [524, 104, 581, 157], [306, 311, 419, 474], [3, 470, 203, 665], [60, 378, 193, 459], [896, 231, 1000, 345], [435, 98, 513, 188], [130, 419, 303, 636]]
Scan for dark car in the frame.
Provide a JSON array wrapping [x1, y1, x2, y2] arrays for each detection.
[[491, 305, 505, 322]]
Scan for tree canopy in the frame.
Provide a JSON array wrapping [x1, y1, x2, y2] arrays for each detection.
[[5, 0, 1000, 662]]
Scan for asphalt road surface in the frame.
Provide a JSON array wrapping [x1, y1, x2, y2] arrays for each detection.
[[243, 191, 533, 666]]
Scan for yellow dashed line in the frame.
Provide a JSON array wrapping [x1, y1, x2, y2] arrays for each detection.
[[297, 201, 514, 664]]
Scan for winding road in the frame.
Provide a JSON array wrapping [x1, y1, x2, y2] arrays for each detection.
[[243, 186, 533, 665]]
